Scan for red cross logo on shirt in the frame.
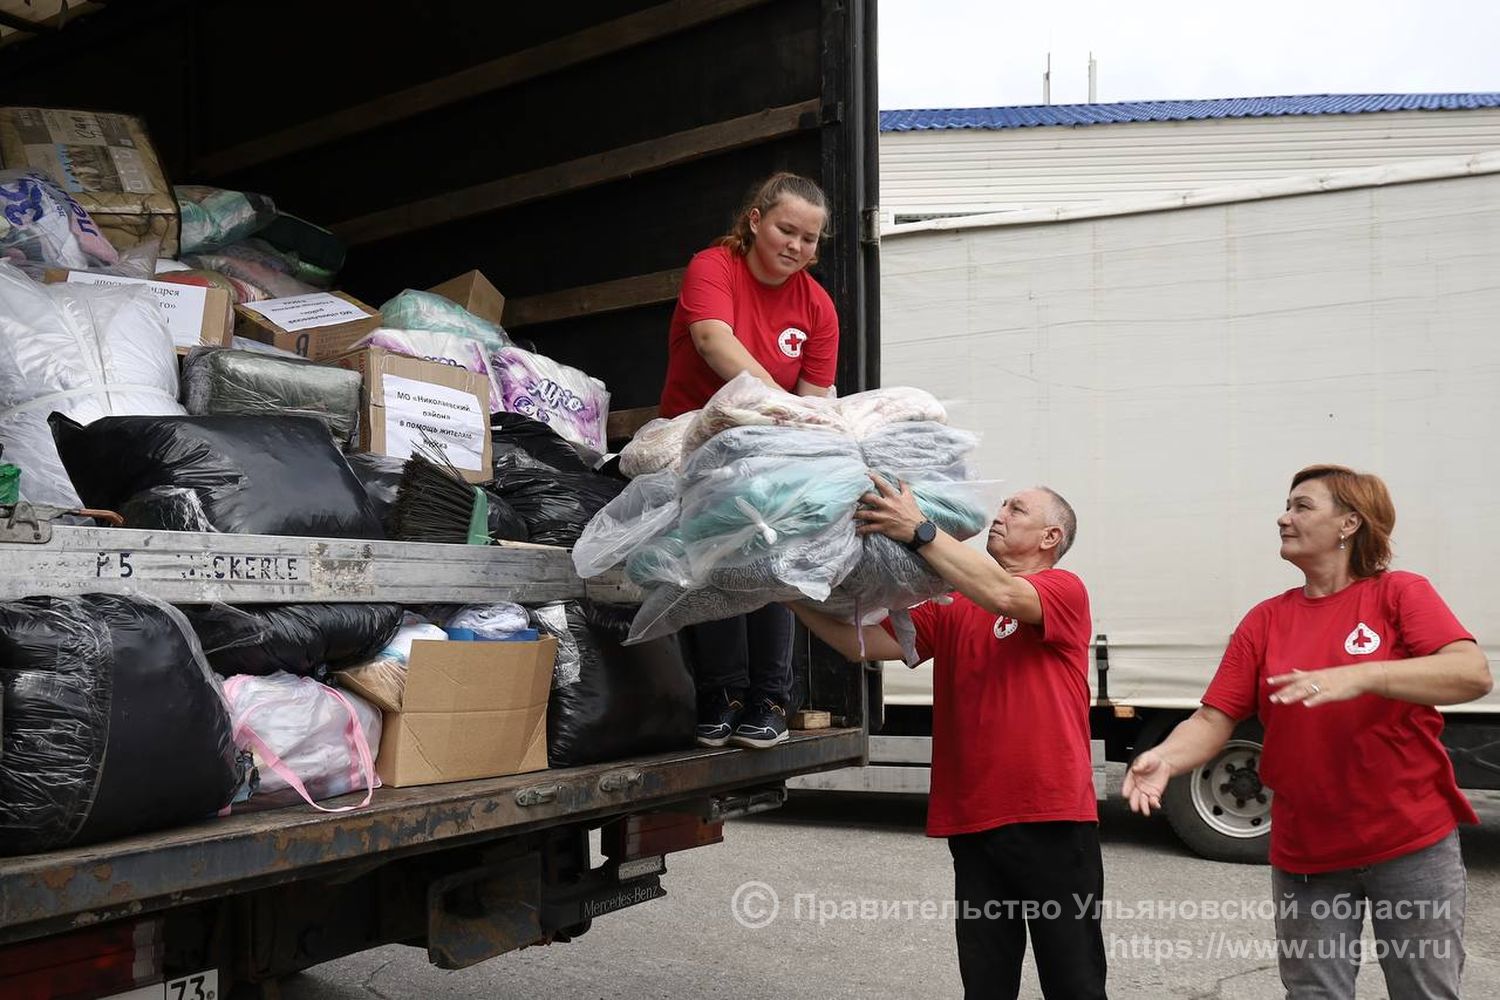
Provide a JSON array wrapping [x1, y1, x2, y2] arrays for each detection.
[[777, 327, 808, 359], [993, 616, 1019, 640], [1344, 622, 1382, 656]]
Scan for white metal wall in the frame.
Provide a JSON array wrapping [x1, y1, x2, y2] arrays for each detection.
[[879, 168, 1500, 707], [880, 109, 1500, 224]]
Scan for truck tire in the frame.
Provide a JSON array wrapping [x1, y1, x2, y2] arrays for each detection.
[[1160, 719, 1270, 864]]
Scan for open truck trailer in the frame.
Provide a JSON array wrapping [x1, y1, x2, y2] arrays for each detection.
[[0, 2, 879, 997]]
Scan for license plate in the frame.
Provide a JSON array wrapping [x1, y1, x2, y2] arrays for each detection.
[[103, 970, 219, 1000]]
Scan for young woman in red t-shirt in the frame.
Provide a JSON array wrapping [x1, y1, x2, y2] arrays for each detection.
[[661, 173, 840, 750], [1124, 465, 1493, 998]]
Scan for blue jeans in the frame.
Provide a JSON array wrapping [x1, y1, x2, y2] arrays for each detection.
[[683, 604, 794, 708], [1272, 830, 1466, 999]]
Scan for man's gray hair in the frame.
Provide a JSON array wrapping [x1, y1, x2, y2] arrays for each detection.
[[1036, 486, 1078, 562]]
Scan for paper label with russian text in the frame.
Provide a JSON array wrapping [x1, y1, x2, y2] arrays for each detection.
[[381, 374, 486, 473]]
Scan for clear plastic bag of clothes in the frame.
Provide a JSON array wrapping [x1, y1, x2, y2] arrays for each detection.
[[379, 289, 511, 352], [182, 240, 319, 302], [181, 348, 363, 448], [817, 422, 992, 661], [444, 603, 530, 638], [618, 411, 696, 478], [836, 384, 949, 439], [0, 594, 245, 855], [176, 185, 278, 254], [222, 672, 381, 812], [571, 469, 681, 578], [667, 455, 870, 586], [0, 262, 182, 507], [625, 510, 866, 644], [0, 169, 118, 269], [682, 372, 850, 455], [491, 346, 610, 459], [614, 428, 871, 643]]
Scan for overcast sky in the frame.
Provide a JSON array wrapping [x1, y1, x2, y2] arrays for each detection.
[[879, 0, 1500, 110]]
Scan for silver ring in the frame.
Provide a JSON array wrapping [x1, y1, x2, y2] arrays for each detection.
[[1308, 683, 1321, 695]]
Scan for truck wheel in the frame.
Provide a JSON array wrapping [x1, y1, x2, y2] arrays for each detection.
[[1160, 720, 1270, 864]]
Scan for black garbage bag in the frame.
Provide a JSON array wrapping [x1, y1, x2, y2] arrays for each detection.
[[492, 455, 624, 547], [344, 452, 404, 533], [530, 601, 695, 767], [491, 412, 590, 474], [49, 413, 384, 538], [0, 595, 244, 855], [182, 603, 403, 679]]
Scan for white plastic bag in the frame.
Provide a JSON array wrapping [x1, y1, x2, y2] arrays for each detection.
[[222, 672, 381, 812], [445, 603, 530, 638], [572, 469, 682, 578], [0, 261, 182, 507]]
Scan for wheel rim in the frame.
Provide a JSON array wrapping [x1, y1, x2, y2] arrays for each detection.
[[1188, 739, 1271, 839]]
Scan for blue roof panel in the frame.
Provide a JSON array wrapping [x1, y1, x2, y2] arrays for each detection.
[[879, 94, 1500, 132]]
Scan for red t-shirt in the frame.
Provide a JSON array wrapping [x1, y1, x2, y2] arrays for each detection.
[[1202, 570, 1479, 874], [659, 246, 839, 417], [883, 571, 1098, 838]]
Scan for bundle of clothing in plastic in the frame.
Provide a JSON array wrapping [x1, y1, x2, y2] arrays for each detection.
[[182, 347, 363, 448], [379, 289, 510, 352], [176, 185, 278, 255], [0, 169, 120, 270], [0, 594, 246, 854], [574, 374, 990, 662], [0, 261, 183, 508], [222, 672, 383, 813]]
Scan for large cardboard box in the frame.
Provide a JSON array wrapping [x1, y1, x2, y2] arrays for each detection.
[[44, 270, 232, 352], [428, 270, 505, 325], [0, 107, 181, 255], [234, 291, 382, 361], [342, 637, 555, 787], [334, 347, 494, 483]]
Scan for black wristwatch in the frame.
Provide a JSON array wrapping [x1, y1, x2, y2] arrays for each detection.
[[905, 520, 938, 553]]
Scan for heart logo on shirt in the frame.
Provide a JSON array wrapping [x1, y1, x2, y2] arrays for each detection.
[[1344, 622, 1382, 656], [993, 616, 1019, 640], [777, 327, 808, 358]]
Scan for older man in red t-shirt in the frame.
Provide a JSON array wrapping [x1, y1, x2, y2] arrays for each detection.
[[793, 479, 1107, 1000]]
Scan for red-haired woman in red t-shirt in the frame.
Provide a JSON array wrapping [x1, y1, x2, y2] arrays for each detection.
[[1124, 464, 1492, 998], [660, 173, 841, 750]]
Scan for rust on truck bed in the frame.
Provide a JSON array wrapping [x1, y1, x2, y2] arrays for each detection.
[[0, 729, 864, 945]]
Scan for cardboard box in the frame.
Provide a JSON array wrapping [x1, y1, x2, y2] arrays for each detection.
[[0, 107, 181, 255], [43, 269, 232, 352], [341, 637, 555, 787], [428, 270, 505, 325], [234, 291, 382, 361], [334, 347, 494, 483]]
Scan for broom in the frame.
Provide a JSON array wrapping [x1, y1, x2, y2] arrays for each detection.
[[391, 448, 491, 545]]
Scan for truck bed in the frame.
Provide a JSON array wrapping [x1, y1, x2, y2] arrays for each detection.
[[0, 729, 863, 945]]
